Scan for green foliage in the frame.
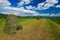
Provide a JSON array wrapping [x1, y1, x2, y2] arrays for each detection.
[[0, 13, 7, 19]]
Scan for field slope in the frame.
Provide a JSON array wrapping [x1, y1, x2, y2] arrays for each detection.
[[0, 18, 60, 40]]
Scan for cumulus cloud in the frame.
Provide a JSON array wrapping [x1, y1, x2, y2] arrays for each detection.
[[1, 6, 60, 17], [37, 0, 58, 10], [26, 5, 36, 10], [26, 5, 33, 10], [56, 5, 60, 8], [18, 0, 33, 6], [50, 13, 60, 17], [2, 6, 39, 16], [4, 7, 25, 12], [39, 13, 50, 16], [0, 0, 11, 8], [23, 0, 59, 10], [0, 0, 38, 16], [18, 11, 39, 16], [38, 13, 60, 17], [0, 0, 60, 17], [50, 14, 57, 17]]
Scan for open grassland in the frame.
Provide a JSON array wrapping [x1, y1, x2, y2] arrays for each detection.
[[0, 18, 60, 40], [49, 18, 60, 24]]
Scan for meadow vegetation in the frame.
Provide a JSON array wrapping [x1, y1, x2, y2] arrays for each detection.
[[0, 13, 60, 40]]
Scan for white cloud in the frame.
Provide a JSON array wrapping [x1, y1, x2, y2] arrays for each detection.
[[37, 0, 58, 10], [38, 13, 60, 17], [39, 13, 50, 16], [0, 0, 11, 8], [0, 0, 38, 16], [18, 1, 24, 6], [46, 0, 58, 4], [23, 0, 58, 10], [2, 6, 39, 16], [4, 7, 24, 12], [1, 6, 60, 17], [26, 5, 36, 10], [18, 0, 33, 6], [49, 13, 60, 17], [18, 0, 58, 10], [50, 14, 57, 17], [56, 5, 60, 8], [0, 0, 60, 17], [20, 10, 39, 16], [26, 5, 33, 10]]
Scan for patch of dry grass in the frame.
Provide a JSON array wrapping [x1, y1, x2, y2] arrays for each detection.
[[0, 18, 60, 40]]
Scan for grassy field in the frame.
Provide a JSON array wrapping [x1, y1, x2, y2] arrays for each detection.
[[0, 18, 60, 40], [49, 18, 60, 24]]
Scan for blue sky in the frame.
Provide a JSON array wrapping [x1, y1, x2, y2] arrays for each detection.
[[0, 0, 60, 17]]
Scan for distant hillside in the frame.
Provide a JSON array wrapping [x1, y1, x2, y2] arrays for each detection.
[[0, 13, 41, 19], [0, 13, 59, 19], [0, 13, 8, 19], [0, 13, 21, 19]]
